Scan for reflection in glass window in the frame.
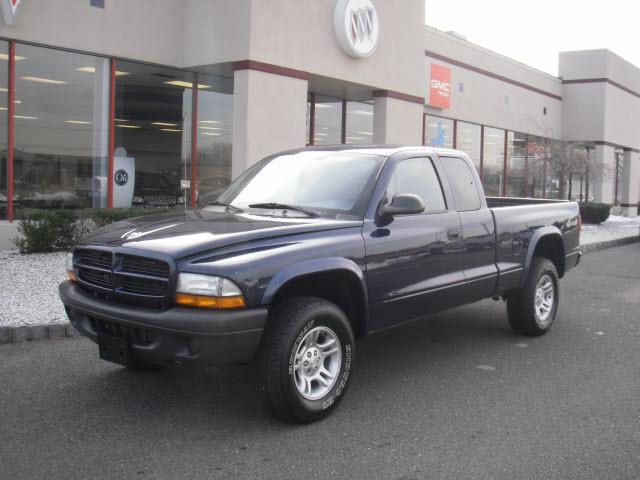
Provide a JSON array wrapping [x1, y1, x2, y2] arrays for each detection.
[[527, 136, 547, 198], [0, 41, 7, 219], [482, 127, 505, 196], [425, 116, 453, 148], [195, 74, 233, 205], [387, 157, 446, 212], [114, 61, 196, 208], [506, 131, 527, 197], [455, 121, 481, 171], [314, 96, 342, 145], [345, 101, 373, 144], [13, 44, 110, 212]]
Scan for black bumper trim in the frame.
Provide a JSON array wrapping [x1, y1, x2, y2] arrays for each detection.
[[59, 281, 268, 366]]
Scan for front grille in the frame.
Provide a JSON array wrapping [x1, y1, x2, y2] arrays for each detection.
[[118, 275, 168, 296], [78, 268, 113, 289], [76, 248, 112, 270], [120, 254, 170, 277], [74, 248, 172, 307]]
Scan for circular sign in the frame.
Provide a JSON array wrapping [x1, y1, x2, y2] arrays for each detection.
[[333, 0, 380, 58], [114, 169, 129, 186]]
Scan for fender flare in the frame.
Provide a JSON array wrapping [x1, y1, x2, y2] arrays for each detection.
[[261, 257, 369, 330], [520, 226, 564, 287]]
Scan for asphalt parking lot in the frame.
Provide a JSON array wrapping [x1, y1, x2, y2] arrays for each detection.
[[1, 243, 639, 480]]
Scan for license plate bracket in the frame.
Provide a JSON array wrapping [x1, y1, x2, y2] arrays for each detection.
[[98, 333, 130, 366]]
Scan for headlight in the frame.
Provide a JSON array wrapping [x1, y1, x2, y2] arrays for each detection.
[[66, 252, 77, 282], [175, 273, 245, 309]]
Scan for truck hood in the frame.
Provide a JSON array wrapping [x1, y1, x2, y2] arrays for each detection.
[[80, 210, 362, 259]]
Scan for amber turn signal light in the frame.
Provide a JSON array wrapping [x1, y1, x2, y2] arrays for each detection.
[[175, 293, 246, 309], [67, 270, 78, 282]]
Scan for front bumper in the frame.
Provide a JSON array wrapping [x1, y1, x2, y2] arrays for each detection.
[[59, 281, 268, 366]]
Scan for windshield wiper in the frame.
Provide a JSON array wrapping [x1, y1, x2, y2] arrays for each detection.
[[206, 201, 244, 213], [248, 203, 319, 217]]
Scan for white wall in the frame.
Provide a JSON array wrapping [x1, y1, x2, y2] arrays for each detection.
[[424, 27, 563, 139]]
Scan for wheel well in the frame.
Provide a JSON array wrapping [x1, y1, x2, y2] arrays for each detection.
[[271, 270, 368, 339], [532, 235, 565, 278]]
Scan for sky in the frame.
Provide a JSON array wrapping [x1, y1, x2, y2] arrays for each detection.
[[424, 0, 639, 76]]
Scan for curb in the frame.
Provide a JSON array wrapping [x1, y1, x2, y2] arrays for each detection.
[[1, 235, 638, 345], [0, 323, 82, 345], [580, 234, 639, 254]]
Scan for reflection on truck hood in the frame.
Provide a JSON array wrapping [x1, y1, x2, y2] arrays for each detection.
[[81, 209, 362, 259]]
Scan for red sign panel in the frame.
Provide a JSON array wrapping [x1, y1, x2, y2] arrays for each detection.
[[429, 64, 451, 109]]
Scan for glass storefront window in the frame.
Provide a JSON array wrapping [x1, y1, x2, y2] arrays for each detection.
[[195, 74, 233, 205], [314, 96, 342, 145], [114, 61, 196, 208], [506, 131, 527, 197], [527, 136, 547, 198], [13, 44, 110, 212], [455, 121, 481, 171], [345, 101, 373, 144], [424, 115, 453, 148], [482, 127, 505, 196], [0, 41, 8, 219]]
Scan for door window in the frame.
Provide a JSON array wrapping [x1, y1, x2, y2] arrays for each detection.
[[387, 157, 446, 212], [440, 156, 482, 211]]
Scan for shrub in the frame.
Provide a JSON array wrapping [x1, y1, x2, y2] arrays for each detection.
[[12, 207, 180, 254], [579, 202, 610, 224], [12, 210, 78, 253]]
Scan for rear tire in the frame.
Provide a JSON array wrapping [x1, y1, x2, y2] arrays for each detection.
[[507, 257, 559, 336], [257, 297, 355, 423]]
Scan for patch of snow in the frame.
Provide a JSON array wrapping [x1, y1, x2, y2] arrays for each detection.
[[0, 249, 69, 327], [581, 215, 640, 246]]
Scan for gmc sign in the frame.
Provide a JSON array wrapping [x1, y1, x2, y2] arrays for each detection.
[[429, 64, 451, 109]]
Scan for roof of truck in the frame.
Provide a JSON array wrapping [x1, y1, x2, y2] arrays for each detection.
[[276, 145, 466, 157]]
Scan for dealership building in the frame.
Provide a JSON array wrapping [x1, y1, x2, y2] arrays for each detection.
[[0, 0, 639, 243]]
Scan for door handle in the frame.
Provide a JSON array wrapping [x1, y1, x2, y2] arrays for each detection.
[[447, 228, 460, 240]]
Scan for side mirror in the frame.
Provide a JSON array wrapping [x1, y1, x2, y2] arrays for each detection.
[[378, 193, 425, 217]]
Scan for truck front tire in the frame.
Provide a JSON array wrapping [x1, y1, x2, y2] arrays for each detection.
[[258, 297, 355, 423], [507, 257, 559, 336]]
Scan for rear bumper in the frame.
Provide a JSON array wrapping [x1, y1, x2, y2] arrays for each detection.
[[59, 281, 268, 366]]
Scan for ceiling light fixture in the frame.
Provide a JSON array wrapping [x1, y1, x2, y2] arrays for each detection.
[[199, 120, 220, 124], [151, 122, 178, 127], [198, 126, 221, 130], [115, 124, 142, 129], [21, 76, 67, 85], [0, 53, 26, 61], [200, 132, 222, 136], [65, 120, 92, 125], [160, 128, 182, 132], [164, 80, 210, 89], [14, 115, 38, 120], [76, 66, 129, 76]]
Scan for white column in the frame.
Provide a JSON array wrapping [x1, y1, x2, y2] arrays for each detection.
[[92, 58, 110, 208], [373, 94, 424, 145], [232, 69, 308, 179], [620, 149, 639, 217], [592, 144, 616, 204]]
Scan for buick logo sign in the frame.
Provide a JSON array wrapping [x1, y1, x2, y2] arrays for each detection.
[[114, 169, 129, 186], [334, 0, 380, 58], [1, 0, 21, 26]]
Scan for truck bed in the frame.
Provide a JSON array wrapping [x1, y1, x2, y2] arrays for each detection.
[[485, 197, 581, 295]]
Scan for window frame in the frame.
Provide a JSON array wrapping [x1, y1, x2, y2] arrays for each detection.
[[438, 155, 483, 212], [384, 156, 449, 216]]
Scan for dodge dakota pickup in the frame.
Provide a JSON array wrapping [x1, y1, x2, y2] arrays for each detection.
[[59, 146, 581, 422]]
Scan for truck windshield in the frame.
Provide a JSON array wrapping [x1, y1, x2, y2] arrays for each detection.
[[216, 151, 385, 217]]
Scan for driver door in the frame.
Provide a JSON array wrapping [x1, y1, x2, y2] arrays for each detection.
[[363, 156, 465, 331]]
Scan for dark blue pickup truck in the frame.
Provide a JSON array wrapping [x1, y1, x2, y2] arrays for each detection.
[[59, 146, 581, 422]]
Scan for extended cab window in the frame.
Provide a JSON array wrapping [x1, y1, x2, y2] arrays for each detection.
[[387, 157, 446, 212], [440, 156, 482, 211]]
